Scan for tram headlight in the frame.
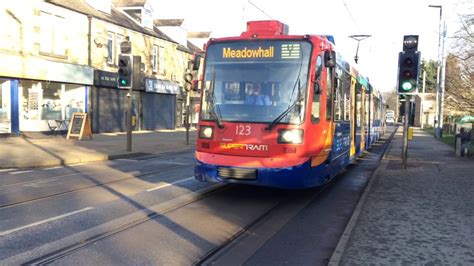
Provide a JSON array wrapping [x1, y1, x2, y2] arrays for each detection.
[[278, 129, 304, 144], [199, 126, 214, 139]]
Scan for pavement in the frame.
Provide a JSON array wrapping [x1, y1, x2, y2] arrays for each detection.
[[330, 127, 474, 265], [0, 128, 196, 168]]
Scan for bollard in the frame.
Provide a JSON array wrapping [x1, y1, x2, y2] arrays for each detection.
[[408, 127, 414, 141], [455, 135, 462, 157]]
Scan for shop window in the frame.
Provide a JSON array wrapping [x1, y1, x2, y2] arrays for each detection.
[[20, 81, 85, 122], [40, 12, 66, 56], [0, 80, 11, 133], [107, 32, 114, 64]]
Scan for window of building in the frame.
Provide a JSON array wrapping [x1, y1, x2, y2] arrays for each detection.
[[0, 13, 21, 52], [158, 46, 165, 74], [107, 32, 114, 64], [40, 11, 66, 56], [116, 34, 123, 65], [152, 45, 158, 72]]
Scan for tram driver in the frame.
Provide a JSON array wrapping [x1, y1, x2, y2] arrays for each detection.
[[245, 84, 271, 106]]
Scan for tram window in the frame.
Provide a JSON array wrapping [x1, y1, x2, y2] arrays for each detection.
[[311, 94, 320, 123], [334, 77, 343, 121], [315, 56, 323, 81], [223, 82, 242, 101], [356, 88, 361, 127], [343, 74, 351, 121], [365, 94, 369, 127], [312, 56, 322, 123], [326, 68, 333, 121]]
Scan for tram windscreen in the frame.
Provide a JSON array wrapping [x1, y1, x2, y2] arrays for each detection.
[[200, 40, 312, 124]]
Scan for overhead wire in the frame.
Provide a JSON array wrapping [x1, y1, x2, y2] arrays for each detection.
[[248, 0, 274, 20], [342, 0, 360, 33]]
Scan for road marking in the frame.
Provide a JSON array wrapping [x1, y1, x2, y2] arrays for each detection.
[[146, 176, 195, 192], [117, 158, 137, 162], [163, 162, 189, 165], [9, 170, 34, 175], [69, 162, 87, 167], [0, 207, 94, 237], [0, 168, 17, 173], [43, 166, 63, 170]]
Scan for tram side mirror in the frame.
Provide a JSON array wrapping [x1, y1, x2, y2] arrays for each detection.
[[324, 51, 336, 68]]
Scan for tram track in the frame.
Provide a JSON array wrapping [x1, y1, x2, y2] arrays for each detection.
[[0, 164, 190, 209], [195, 127, 398, 265], [19, 184, 230, 265], [0, 149, 193, 189], [193, 184, 329, 266]]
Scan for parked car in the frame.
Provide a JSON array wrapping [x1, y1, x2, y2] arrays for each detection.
[[386, 117, 395, 125]]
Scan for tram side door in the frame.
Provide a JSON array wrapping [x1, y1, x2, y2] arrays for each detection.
[[350, 78, 356, 159]]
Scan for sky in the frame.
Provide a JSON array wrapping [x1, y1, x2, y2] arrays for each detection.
[[151, 0, 471, 92]]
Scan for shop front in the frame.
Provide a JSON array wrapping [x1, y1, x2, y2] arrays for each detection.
[[91, 70, 142, 133], [143, 78, 179, 130], [19, 80, 88, 132], [0, 54, 93, 133]]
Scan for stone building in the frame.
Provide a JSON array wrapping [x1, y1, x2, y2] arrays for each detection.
[[0, 0, 202, 135]]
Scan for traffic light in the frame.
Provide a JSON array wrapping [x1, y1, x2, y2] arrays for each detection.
[[397, 51, 420, 94], [118, 54, 133, 89], [397, 36, 420, 94]]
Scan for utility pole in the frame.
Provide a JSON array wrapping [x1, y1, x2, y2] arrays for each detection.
[[429, 5, 444, 139]]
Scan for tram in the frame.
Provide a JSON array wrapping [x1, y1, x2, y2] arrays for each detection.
[[194, 20, 383, 189]]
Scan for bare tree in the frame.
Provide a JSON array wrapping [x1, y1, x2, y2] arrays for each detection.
[[445, 13, 474, 114]]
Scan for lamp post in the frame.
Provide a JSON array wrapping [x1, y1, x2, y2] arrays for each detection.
[[349, 35, 372, 64], [429, 4, 445, 138]]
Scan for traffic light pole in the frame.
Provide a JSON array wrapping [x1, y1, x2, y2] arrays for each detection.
[[126, 87, 132, 152], [402, 95, 410, 169], [117, 39, 134, 152]]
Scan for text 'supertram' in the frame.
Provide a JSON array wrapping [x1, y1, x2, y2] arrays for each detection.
[[194, 21, 384, 189]]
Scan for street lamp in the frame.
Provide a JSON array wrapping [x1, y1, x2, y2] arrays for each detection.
[[349, 35, 372, 64], [429, 4, 446, 139]]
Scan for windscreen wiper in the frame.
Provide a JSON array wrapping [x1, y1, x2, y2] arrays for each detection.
[[265, 79, 304, 132], [208, 73, 224, 129]]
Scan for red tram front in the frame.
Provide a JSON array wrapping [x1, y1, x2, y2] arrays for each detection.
[[194, 21, 340, 189]]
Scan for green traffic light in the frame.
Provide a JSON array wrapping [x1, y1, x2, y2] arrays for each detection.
[[402, 81, 412, 91], [120, 79, 127, 85]]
